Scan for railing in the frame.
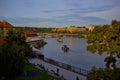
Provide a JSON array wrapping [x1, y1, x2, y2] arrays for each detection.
[[38, 56, 90, 76]]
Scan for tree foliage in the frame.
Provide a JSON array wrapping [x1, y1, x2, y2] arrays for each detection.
[[16, 27, 52, 33], [0, 29, 34, 79], [87, 67, 120, 80], [0, 43, 25, 79], [87, 20, 120, 69], [5, 29, 35, 57], [87, 20, 120, 80]]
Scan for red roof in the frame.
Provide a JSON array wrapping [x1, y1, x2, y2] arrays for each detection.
[[0, 38, 4, 45], [24, 32, 38, 38], [0, 20, 14, 28]]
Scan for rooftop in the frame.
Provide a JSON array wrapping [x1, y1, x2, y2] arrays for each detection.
[[0, 20, 14, 28], [24, 32, 38, 37]]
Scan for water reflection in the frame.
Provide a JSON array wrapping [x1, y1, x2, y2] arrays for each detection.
[[39, 36, 106, 70]]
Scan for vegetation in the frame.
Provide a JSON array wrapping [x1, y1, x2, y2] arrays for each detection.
[[16, 26, 87, 35], [87, 67, 120, 80], [0, 29, 35, 80], [6, 29, 35, 58], [16, 27, 52, 33], [16, 63, 61, 80], [0, 44, 25, 80], [0, 30, 25, 79], [0, 29, 62, 80], [35, 41, 47, 49], [87, 20, 120, 79]]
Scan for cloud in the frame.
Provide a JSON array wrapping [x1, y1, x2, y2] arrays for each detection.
[[0, 15, 108, 27], [85, 6, 120, 21], [0, 0, 120, 27]]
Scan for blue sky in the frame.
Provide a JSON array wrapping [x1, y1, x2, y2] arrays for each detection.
[[0, 0, 120, 27]]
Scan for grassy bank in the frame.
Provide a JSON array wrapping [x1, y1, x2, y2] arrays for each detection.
[[16, 63, 61, 80]]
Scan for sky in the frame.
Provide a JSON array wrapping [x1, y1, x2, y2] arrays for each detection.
[[0, 0, 120, 27]]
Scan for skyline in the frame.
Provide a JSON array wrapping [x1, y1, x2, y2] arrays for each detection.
[[0, 0, 120, 27]]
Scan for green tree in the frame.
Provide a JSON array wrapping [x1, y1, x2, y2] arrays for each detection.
[[87, 67, 120, 80], [69, 25, 76, 27], [87, 20, 120, 80], [0, 29, 34, 79], [0, 43, 25, 79], [6, 29, 35, 57], [0, 29, 24, 79], [87, 20, 120, 69]]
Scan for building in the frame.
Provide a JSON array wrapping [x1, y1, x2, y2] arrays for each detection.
[[67, 27, 86, 33], [0, 20, 14, 37], [88, 25, 94, 31], [24, 31, 41, 46], [51, 26, 87, 33], [24, 31, 45, 59], [24, 31, 40, 42], [0, 20, 14, 45]]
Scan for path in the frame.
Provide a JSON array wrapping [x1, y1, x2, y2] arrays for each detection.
[[28, 58, 86, 80]]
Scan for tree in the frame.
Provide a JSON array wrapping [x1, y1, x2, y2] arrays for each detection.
[[5, 29, 35, 57], [0, 43, 25, 79], [87, 20, 120, 69], [87, 67, 120, 80], [87, 20, 120, 79], [0, 29, 34, 79]]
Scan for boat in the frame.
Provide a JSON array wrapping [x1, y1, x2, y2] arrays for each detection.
[[62, 45, 69, 52], [57, 38, 63, 42]]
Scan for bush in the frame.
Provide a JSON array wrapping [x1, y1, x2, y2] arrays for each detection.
[[87, 67, 120, 80], [0, 44, 25, 79]]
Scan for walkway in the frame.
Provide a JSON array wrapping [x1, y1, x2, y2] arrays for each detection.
[[28, 58, 86, 80]]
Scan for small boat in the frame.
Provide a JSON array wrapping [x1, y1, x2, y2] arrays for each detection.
[[62, 45, 69, 52], [57, 38, 63, 42]]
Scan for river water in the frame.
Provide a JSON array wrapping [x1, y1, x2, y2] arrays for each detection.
[[39, 36, 106, 71]]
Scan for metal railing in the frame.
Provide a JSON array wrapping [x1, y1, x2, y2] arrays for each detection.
[[39, 56, 89, 76]]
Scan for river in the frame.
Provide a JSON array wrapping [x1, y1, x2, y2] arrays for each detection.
[[39, 36, 106, 71]]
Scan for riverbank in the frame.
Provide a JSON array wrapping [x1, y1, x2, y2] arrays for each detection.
[[30, 46, 88, 80], [29, 58, 86, 80], [16, 63, 61, 80]]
